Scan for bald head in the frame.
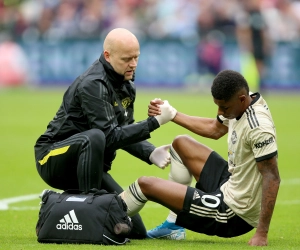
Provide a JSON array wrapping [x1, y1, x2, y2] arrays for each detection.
[[103, 28, 140, 81], [103, 28, 139, 54]]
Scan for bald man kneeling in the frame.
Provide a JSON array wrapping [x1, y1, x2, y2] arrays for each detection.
[[34, 28, 175, 239]]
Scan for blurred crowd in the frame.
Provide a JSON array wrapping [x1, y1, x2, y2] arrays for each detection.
[[1, 0, 300, 87], [1, 0, 300, 43]]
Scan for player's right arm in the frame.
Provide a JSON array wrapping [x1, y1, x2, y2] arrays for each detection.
[[148, 99, 228, 139], [172, 112, 228, 139]]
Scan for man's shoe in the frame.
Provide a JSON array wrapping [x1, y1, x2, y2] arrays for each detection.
[[147, 220, 186, 240]]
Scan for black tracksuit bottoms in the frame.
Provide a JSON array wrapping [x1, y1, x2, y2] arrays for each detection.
[[35, 128, 147, 239]]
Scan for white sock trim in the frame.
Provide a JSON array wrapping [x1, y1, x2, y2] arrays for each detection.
[[120, 180, 147, 217]]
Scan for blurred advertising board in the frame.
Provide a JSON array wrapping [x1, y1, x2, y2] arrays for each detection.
[[16, 39, 300, 90], [19, 39, 197, 88]]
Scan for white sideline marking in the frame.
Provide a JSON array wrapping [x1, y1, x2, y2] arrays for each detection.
[[9, 206, 40, 210], [277, 200, 300, 205], [0, 194, 39, 210], [0, 178, 300, 211], [281, 178, 300, 185]]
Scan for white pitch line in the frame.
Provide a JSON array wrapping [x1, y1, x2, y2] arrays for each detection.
[[0, 178, 300, 211], [276, 200, 300, 205], [9, 206, 40, 210], [0, 194, 39, 210], [281, 178, 300, 185]]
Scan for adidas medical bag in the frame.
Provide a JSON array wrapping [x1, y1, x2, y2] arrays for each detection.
[[36, 189, 133, 245]]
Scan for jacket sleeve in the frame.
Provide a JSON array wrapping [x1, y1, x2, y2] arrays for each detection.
[[122, 140, 155, 165], [77, 80, 157, 151]]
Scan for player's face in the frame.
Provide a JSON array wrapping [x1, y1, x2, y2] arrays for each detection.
[[214, 96, 245, 119], [105, 44, 140, 81]]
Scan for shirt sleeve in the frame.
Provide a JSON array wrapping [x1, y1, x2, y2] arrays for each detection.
[[249, 121, 278, 162]]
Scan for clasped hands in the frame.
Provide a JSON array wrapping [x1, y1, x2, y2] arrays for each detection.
[[149, 98, 177, 125], [148, 98, 177, 169]]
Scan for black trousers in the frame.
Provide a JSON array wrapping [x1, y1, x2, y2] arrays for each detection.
[[36, 128, 147, 239]]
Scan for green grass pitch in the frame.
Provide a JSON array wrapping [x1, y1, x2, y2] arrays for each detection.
[[0, 87, 299, 249]]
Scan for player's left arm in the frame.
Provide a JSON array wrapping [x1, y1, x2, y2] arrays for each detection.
[[248, 155, 280, 246]]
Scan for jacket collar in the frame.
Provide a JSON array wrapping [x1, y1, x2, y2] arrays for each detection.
[[99, 53, 135, 89]]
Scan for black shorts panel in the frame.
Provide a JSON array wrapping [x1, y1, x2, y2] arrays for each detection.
[[196, 151, 231, 192], [176, 187, 253, 237]]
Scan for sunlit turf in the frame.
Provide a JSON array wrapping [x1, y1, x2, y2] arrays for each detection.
[[0, 87, 299, 249]]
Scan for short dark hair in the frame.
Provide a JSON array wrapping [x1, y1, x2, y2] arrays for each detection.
[[211, 70, 249, 101]]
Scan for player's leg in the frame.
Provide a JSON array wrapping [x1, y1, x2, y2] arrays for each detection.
[[121, 176, 253, 239], [120, 177, 187, 216], [139, 177, 187, 213], [144, 135, 213, 239], [120, 177, 188, 240], [101, 172, 147, 239], [36, 128, 105, 192], [171, 134, 214, 182]]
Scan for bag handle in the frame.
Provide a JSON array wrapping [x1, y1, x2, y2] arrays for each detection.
[[56, 188, 115, 203], [87, 189, 114, 204], [89, 188, 109, 195], [56, 189, 82, 203]]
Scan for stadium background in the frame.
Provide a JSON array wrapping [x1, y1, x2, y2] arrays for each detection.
[[0, 0, 300, 249], [1, 0, 300, 90]]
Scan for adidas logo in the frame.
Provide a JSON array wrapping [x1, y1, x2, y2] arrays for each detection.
[[56, 209, 83, 230], [193, 190, 200, 200]]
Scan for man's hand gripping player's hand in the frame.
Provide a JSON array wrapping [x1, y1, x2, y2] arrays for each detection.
[[149, 98, 177, 125], [148, 98, 177, 169]]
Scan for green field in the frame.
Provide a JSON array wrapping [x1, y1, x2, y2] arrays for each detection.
[[0, 87, 299, 249]]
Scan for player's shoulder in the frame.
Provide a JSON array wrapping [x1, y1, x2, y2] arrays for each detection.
[[249, 92, 271, 111], [246, 93, 273, 125]]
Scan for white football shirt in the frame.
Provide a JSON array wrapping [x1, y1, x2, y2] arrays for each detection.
[[219, 93, 277, 227]]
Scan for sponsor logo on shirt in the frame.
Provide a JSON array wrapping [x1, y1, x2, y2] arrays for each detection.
[[254, 137, 274, 149]]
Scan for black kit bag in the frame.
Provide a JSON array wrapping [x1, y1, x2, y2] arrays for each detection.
[[36, 188, 133, 245]]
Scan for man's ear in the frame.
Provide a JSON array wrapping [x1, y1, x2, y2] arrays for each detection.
[[103, 50, 110, 62], [239, 94, 246, 103]]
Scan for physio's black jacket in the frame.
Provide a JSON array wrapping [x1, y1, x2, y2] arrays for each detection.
[[34, 53, 159, 171]]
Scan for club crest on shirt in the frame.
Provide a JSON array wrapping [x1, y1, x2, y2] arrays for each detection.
[[231, 130, 237, 144], [122, 97, 132, 109]]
